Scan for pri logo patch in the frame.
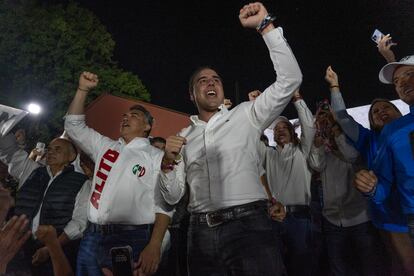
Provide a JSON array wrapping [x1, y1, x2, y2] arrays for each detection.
[[132, 164, 146, 177]]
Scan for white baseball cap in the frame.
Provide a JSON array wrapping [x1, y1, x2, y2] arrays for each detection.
[[379, 55, 414, 84]]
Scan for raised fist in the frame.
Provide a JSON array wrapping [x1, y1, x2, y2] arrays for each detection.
[[353, 169, 377, 194], [78, 71, 99, 91], [248, 90, 262, 101], [223, 98, 233, 109], [325, 66, 339, 87], [239, 2, 268, 29], [35, 225, 58, 246], [164, 136, 186, 164]]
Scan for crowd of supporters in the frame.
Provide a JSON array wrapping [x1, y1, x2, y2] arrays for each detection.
[[0, 2, 413, 276]]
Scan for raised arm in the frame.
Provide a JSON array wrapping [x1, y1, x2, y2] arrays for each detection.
[[240, 3, 302, 131], [308, 134, 327, 173], [325, 66, 361, 142], [293, 91, 316, 157], [334, 132, 359, 163], [377, 34, 397, 63], [65, 72, 112, 159]]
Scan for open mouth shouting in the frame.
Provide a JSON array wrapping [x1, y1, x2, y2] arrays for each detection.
[[206, 90, 217, 97]]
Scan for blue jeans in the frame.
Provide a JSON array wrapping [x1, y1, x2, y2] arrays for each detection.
[[187, 207, 286, 276], [322, 218, 386, 276], [272, 212, 314, 276], [76, 226, 152, 276], [76, 231, 103, 276]]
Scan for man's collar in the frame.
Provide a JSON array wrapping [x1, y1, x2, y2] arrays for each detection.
[[119, 136, 150, 146], [190, 104, 228, 125]]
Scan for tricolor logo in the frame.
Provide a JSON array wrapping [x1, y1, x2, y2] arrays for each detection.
[[132, 164, 146, 177]]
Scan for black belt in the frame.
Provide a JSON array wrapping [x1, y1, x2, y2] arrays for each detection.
[[190, 200, 267, 228], [285, 205, 310, 214], [87, 223, 152, 235]]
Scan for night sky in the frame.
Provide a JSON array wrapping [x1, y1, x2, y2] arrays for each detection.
[[54, 0, 414, 118]]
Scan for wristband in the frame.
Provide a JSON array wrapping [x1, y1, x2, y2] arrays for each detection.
[[77, 87, 89, 92], [329, 85, 339, 89], [256, 14, 276, 33]]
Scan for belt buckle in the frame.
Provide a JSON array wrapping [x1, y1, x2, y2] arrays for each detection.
[[205, 212, 223, 227]]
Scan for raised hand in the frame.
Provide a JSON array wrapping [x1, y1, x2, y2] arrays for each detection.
[[353, 169, 377, 193], [78, 71, 99, 91], [248, 90, 262, 101], [378, 34, 397, 63], [0, 215, 31, 272], [325, 66, 339, 87], [163, 136, 186, 169], [223, 98, 233, 109], [239, 2, 268, 29]]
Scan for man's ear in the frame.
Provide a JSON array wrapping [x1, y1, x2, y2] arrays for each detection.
[[68, 152, 77, 164], [189, 91, 195, 102], [144, 123, 151, 133]]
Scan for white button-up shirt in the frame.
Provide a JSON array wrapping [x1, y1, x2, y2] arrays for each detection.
[[159, 27, 302, 213], [258, 99, 315, 206], [65, 115, 173, 225]]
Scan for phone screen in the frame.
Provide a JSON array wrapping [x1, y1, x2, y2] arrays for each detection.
[[371, 29, 384, 44], [111, 246, 134, 276]]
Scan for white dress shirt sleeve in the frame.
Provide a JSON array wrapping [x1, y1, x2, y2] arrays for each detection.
[[64, 114, 113, 161], [63, 179, 91, 240], [308, 145, 326, 172], [247, 27, 302, 131], [335, 134, 359, 162], [295, 99, 316, 158], [153, 152, 175, 217], [158, 160, 187, 205]]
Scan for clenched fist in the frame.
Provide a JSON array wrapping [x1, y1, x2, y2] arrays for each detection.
[[269, 200, 286, 222], [224, 98, 233, 109], [248, 90, 262, 101], [353, 169, 377, 194], [35, 225, 58, 246], [78, 71, 99, 92], [325, 66, 339, 87], [163, 136, 186, 167], [239, 2, 269, 29]]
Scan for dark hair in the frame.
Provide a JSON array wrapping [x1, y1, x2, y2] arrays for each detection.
[[274, 120, 300, 146], [129, 104, 153, 137], [150, 136, 166, 145], [188, 66, 222, 94], [368, 98, 402, 132]]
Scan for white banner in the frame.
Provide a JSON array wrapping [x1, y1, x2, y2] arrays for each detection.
[[0, 104, 28, 137]]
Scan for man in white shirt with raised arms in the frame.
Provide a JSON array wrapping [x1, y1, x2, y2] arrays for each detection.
[[159, 2, 302, 275]]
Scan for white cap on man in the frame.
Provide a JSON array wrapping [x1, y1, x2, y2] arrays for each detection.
[[379, 55, 414, 84]]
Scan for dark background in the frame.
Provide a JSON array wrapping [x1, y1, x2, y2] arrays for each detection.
[[45, 0, 414, 117]]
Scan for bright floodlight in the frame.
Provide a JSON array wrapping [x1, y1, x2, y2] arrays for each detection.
[[27, 103, 42, 115]]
